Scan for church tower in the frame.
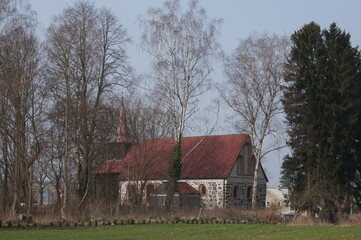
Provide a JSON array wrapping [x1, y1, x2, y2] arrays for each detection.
[[105, 98, 132, 160]]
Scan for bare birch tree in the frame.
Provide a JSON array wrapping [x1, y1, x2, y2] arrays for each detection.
[[140, 0, 221, 210], [219, 33, 290, 209]]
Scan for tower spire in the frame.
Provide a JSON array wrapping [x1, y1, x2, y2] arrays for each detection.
[[115, 97, 131, 142]]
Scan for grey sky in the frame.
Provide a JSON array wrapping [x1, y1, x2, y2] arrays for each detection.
[[30, 0, 361, 186]]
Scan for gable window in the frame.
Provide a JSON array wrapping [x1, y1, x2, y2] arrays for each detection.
[[233, 185, 239, 199], [243, 144, 249, 175], [250, 157, 255, 176], [238, 143, 255, 176], [199, 184, 207, 196], [237, 155, 242, 175]]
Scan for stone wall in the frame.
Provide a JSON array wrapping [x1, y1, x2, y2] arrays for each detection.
[[225, 182, 266, 208], [257, 183, 267, 208], [118, 179, 266, 209], [180, 179, 225, 208]]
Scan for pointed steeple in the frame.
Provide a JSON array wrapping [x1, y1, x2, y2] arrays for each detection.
[[114, 97, 131, 143], [105, 97, 132, 160]]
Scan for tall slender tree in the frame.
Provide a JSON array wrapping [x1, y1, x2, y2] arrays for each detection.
[[0, 5, 42, 217], [220, 33, 290, 209], [140, 0, 221, 210]]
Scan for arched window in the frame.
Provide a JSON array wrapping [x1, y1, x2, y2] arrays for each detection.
[[127, 184, 136, 204], [146, 184, 155, 201], [199, 184, 207, 196], [233, 185, 239, 199], [247, 186, 252, 200]]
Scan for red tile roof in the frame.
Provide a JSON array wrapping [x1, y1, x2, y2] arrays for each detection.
[[95, 134, 249, 180], [176, 182, 200, 195]]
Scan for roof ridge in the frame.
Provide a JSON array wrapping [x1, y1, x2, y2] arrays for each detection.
[[139, 133, 248, 141]]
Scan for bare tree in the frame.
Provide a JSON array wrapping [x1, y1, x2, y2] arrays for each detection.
[[219, 33, 290, 209], [45, 1, 134, 217], [140, 0, 221, 210], [0, 9, 42, 217], [127, 97, 172, 142]]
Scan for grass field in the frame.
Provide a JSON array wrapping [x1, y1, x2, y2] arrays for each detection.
[[1, 224, 361, 240]]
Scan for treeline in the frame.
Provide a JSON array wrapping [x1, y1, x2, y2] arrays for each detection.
[[0, 0, 360, 222], [0, 0, 173, 219]]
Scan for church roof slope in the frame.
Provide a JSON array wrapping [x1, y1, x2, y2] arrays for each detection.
[[95, 134, 249, 180]]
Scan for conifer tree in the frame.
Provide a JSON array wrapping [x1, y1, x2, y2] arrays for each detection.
[[281, 22, 361, 216]]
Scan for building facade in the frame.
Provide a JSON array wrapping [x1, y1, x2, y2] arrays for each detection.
[[96, 134, 268, 209]]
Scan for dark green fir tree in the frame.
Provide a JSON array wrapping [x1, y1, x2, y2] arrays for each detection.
[[281, 22, 361, 217]]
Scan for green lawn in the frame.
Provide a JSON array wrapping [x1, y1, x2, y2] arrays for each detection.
[[1, 224, 361, 240]]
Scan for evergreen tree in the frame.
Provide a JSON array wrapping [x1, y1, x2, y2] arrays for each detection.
[[166, 138, 182, 210], [281, 22, 361, 216]]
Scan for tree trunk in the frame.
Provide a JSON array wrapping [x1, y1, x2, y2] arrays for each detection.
[[251, 156, 260, 209], [10, 103, 24, 218], [61, 78, 70, 220], [166, 137, 182, 212], [1, 136, 9, 212]]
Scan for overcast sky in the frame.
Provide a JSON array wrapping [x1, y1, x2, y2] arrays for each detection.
[[30, 0, 361, 186]]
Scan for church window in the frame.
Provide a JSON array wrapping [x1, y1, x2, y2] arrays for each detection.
[[233, 185, 239, 199], [247, 186, 252, 200], [199, 184, 207, 195]]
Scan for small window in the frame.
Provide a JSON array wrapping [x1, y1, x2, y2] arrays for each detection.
[[199, 185, 207, 195], [127, 184, 136, 203], [278, 202, 281, 207], [233, 186, 239, 199], [247, 186, 252, 200], [266, 201, 270, 207]]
